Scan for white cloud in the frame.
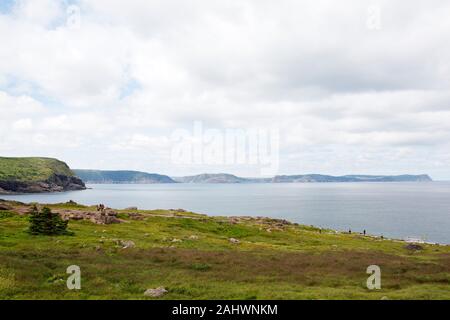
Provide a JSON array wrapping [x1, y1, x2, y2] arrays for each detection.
[[12, 118, 33, 131], [1, 0, 450, 178], [13, 0, 64, 26]]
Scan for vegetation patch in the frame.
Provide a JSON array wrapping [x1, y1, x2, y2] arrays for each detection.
[[28, 206, 73, 236], [0, 157, 74, 182], [0, 199, 449, 300]]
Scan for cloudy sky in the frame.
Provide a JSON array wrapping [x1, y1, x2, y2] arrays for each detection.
[[1, 0, 450, 179]]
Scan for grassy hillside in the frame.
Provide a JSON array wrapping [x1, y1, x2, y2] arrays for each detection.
[[0, 157, 75, 182], [0, 200, 449, 300], [73, 170, 175, 184]]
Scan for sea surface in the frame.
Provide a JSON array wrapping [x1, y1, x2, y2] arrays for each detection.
[[2, 182, 450, 244]]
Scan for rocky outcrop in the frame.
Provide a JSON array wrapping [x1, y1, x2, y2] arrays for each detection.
[[0, 203, 12, 210], [58, 208, 121, 225], [4, 201, 121, 225], [0, 174, 85, 194]]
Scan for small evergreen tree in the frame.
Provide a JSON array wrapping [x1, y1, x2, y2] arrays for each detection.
[[28, 206, 72, 236]]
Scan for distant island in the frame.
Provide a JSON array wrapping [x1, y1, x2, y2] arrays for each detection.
[[0, 157, 85, 194]]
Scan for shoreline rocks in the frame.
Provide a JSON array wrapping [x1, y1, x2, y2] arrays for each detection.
[[0, 174, 86, 195]]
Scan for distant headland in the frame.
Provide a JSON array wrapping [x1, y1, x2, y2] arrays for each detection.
[[0, 156, 432, 194], [75, 170, 432, 184]]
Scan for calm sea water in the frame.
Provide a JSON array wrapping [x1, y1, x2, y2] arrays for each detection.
[[2, 182, 450, 244]]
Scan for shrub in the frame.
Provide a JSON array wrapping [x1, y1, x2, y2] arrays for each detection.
[[28, 206, 72, 236]]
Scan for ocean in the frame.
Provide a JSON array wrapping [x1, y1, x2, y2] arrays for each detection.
[[2, 182, 450, 244]]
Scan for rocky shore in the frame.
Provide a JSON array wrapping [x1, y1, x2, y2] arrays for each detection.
[[0, 174, 86, 194]]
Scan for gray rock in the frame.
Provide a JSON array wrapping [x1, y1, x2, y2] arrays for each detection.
[[144, 287, 168, 298], [229, 238, 240, 244], [0, 203, 12, 210], [405, 243, 424, 251], [118, 240, 136, 249]]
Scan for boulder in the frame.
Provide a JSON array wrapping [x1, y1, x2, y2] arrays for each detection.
[[144, 287, 168, 298], [57, 209, 121, 225], [229, 238, 240, 244], [405, 243, 424, 251], [128, 212, 144, 220], [118, 240, 136, 249], [0, 203, 12, 211]]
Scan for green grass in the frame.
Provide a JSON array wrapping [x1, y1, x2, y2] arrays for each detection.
[[0, 157, 74, 182], [0, 201, 449, 300]]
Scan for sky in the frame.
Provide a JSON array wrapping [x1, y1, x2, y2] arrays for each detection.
[[1, 0, 450, 179]]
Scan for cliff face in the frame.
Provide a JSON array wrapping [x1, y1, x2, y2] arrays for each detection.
[[0, 174, 86, 194], [0, 157, 86, 194]]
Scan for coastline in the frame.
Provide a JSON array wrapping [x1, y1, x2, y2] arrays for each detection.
[[1, 197, 448, 246]]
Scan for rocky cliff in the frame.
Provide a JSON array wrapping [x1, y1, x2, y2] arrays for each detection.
[[0, 157, 86, 194]]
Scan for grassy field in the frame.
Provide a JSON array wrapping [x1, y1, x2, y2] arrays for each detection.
[[0, 157, 75, 182], [0, 201, 449, 300]]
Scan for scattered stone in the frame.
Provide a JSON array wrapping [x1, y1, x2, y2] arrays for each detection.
[[118, 240, 136, 249], [229, 238, 240, 244], [0, 203, 12, 210], [146, 287, 168, 297], [144, 287, 168, 298], [57, 209, 121, 225], [405, 243, 424, 251], [189, 235, 199, 240], [171, 238, 182, 243], [128, 212, 144, 220]]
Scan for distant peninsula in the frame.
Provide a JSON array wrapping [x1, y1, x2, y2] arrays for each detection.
[[0, 157, 85, 194], [74, 170, 175, 184], [173, 173, 432, 183], [75, 171, 432, 184]]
